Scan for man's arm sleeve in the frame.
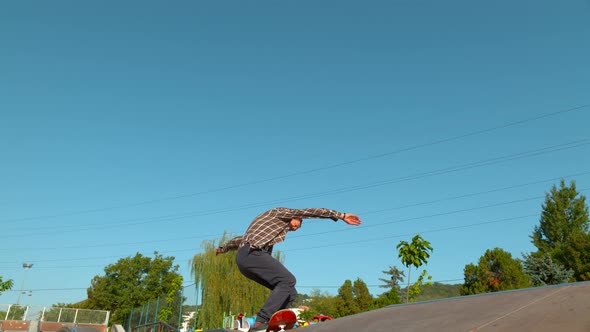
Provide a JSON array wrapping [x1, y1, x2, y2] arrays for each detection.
[[273, 207, 342, 221]]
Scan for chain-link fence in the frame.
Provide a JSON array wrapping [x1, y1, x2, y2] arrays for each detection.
[[123, 283, 198, 332], [0, 304, 109, 324]]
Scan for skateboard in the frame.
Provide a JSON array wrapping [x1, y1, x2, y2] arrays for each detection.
[[266, 309, 297, 332]]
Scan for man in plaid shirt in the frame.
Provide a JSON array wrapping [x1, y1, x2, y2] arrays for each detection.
[[216, 207, 362, 332]]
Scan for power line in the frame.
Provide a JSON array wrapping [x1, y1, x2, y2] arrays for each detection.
[[2, 167, 588, 274], [298, 278, 466, 289], [6, 184, 587, 265], [2, 288, 87, 292], [0, 255, 124, 265], [3, 139, 589, 238], [0, 278, 466, 293], [3, 104, 588, 224], [358, 171, 590, 216], [286, 214, 538, 252], [0, 278, 466, 294], [2, 178, 588, 253], [0, 234, 218, 252], [1, 177, 587, 266], [0, 282, 199, 292]]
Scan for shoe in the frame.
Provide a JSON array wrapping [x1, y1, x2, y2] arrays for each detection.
[[248, 321, 268, 332]]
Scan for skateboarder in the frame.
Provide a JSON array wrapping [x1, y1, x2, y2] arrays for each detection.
[[215, 207, 362, 332]]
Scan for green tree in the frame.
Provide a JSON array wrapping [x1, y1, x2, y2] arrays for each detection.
[[522, 253, 573, 286], [352, 278, 373, 312], [461, 248, 531, 295], [191, 233, 270, 330], [374, 266, 403, 308], [84, 252, 183, 324], [0, 276, 13, 292], [373, 288, 401, 309], [531, 180, 590, 280], [378, 266, 404, 290], [296, 289, 338, 321], [335, 280, 358, 317], [461, 263, 487, 295], [407, 270, 433, 302], [396, 235, 433, 303]]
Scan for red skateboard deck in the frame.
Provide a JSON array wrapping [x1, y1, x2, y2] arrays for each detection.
[[266, 309, 297, 332]]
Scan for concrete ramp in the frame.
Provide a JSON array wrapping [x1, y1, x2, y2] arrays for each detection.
[[296, 281, 590, 332]]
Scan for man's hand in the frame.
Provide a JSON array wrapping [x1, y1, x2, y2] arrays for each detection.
[[343, 213, 362, 226]]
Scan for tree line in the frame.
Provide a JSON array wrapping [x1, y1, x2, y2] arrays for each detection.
[[462, 180, 588, 294]]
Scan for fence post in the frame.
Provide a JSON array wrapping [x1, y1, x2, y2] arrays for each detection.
[[5, 305, 11, 320], [154, 296, 160, 332], [138, 304, 145, 332], [177, 288, 183, 330], [127, 308, 133, 332], [74, 309, 79, 324], [144, 302, 151, 332]]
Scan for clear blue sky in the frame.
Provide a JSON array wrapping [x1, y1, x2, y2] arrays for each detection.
[[1, 0, 589, 307]]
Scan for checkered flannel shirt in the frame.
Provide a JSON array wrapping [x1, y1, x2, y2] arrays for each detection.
[[218, 207, 342, 252]]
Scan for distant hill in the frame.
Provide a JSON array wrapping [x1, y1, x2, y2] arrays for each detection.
[[295, 282, 462, 306], [411, 282, 462, 302]]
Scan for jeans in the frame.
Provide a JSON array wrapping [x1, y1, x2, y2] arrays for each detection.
[[236, 244, 297, 322]]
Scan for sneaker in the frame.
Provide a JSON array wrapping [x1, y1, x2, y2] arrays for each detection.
[[248, 321, 268, 332]]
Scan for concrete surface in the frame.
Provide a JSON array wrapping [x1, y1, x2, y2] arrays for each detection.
[[296, 281, 590, 332]]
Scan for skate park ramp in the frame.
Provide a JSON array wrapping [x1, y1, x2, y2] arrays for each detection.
[[296, 281, 590, 332]]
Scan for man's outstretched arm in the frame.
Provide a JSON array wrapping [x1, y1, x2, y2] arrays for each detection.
[[272, 207, 362, 225]]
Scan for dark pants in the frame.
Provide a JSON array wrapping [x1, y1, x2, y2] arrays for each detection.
[[236, 244, 297, 322]]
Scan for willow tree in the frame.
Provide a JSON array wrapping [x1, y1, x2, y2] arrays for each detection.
[[191, 233, 274, 330]]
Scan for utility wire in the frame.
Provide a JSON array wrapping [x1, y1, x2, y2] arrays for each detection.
[[2, 288, 88, 292], [286, 213, 538, 252], [1, 184, 587, 271], [297, 278, 466, 289], [3, 138, 589, 238], [358, 171, 590, 216], [7, 186, 587, 252], [6, 183, 583, 266], [2, 181, 588, 263], [0, 278, 465, 292], [3, 104, 588, 224], [2, 148, 588, 276]]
